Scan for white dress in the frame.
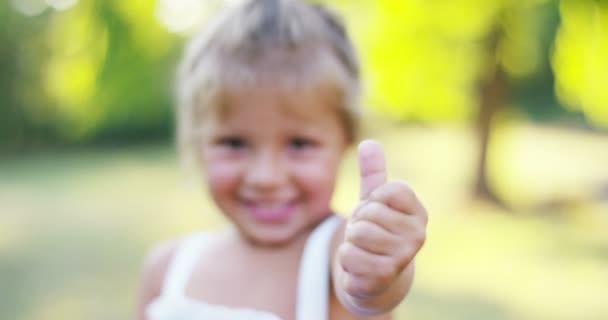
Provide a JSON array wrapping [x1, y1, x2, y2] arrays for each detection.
[[146, 215, 341, 320]]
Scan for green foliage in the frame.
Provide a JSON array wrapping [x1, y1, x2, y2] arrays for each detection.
[[46, 0, 181, 142], [2, 0, 181, 150], [552, 0, 608, 127], [332, 0, 552, 123], [1, 0, 605, 152]]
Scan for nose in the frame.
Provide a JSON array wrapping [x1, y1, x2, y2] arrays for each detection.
[[245, 148, 287, 190]]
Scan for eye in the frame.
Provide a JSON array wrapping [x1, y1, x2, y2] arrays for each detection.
[[288, 137, 314, 150], [218, 136, 246, 149]]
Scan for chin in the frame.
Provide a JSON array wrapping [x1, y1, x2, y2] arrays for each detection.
[[239, 224, 303, 248], [227, 208, 332, 247]]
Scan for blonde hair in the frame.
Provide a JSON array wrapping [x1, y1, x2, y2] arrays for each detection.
[[176, 0, 361, 160]]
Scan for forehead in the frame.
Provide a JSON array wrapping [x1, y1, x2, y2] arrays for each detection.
[[211, 82, 343, 131], [192, 45, 355, 139]]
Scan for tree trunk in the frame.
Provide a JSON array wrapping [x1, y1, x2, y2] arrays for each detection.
[[474, 27, 508, 207]]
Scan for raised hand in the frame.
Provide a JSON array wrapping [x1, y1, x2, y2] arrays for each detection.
[[338, 140, 428, 302]]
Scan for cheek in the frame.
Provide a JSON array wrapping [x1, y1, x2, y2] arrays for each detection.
[[295, 158, 341, 211], [203, 158, 242, 198]]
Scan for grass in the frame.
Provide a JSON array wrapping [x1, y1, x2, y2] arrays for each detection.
[[1, 123, 607, 319]]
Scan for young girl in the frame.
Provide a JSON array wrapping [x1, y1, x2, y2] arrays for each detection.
[[136, 0, 428, 319]]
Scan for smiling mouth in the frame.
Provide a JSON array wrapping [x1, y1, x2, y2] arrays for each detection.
[[241, 200, 297, 223]]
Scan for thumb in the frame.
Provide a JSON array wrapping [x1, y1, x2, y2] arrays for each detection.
[[358, 140, 386, 200]]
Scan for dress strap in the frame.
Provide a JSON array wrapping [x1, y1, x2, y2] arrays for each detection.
[[161, 232, 208, 297], [295, 215, 342, 320]]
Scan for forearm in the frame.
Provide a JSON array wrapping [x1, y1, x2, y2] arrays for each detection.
[[335, 258, 415, 316]]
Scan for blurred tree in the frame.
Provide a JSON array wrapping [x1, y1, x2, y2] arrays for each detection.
[[2, 0, 604, 207], [552, 0, 608, 128], [0, 1, 21, 153], [0, 1, 54, 153], [1, 0, 180, 152], [41, 0, 179, 143], [333, 0, 554, 204]]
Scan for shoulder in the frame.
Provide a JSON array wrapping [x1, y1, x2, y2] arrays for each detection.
[[136, 231, 222, 305], [143, 238, 181, 284], [135, 237, 182, 320]]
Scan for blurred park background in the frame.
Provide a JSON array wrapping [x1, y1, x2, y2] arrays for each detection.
[[1, 0, 607, 319]]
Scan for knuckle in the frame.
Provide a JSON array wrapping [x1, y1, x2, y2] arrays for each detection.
[[398, 255, 413, 272], [338, 242, 355, 260], [345, 222, 370, 245], [394, 215, 410, 232], [362, 201, 384, 215], [420, 209, 429, 226], [338, 243, 355, 269], [369, 185, 388, 202], [400, 240, 421, 262], [414, 228, 427, 248], [346, 277, 379, 298], [344, 276, 365, 298], [375, 259, 398, 281], [396, 247, 415, 269], [344, 227, 355, 244], [351, 201, 367, 219], [388, 180, 414, 198], [364, 281, 382, 296], [371, 180, 420, 213], [343, 259, 396, 298], [397, 241, 416, 260]]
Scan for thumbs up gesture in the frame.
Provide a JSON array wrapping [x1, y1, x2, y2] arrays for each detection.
[[338, 140, 428, 305]]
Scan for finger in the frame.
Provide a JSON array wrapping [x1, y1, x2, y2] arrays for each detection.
[[350, 200, 413, 235], [338, 243, 397, 297], [358, 140, 386, 200], [369, 181, 427, 221], [338, 242, 395, 278], [345, 219, 401, 255]]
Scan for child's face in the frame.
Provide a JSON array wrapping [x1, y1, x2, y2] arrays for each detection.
[[199, 84, 349, 246]]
